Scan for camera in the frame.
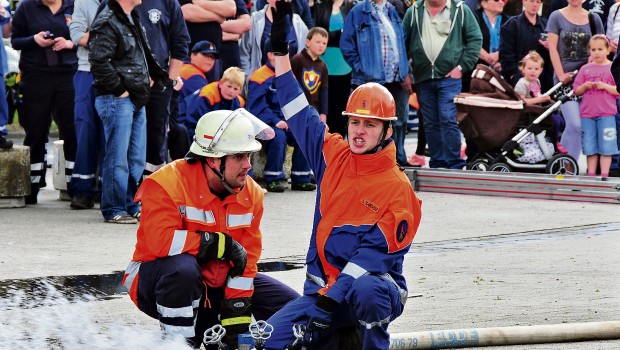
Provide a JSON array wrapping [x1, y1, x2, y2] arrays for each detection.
[[539, 32, 548, 41], [43, 31, 55, 39]]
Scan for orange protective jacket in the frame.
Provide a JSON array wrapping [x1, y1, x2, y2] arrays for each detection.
[[275, 71, 422, 305], [122, 160, 264, 305]]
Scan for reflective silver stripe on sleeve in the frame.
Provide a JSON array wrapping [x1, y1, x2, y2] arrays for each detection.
[[381, 273, 408, 306], [184, 206, 216, 224], [358, 315, 391, 330], [281, 93, 309, 121], [341, 262, 368, 279], [122, 261, 141, 291], [169, 230, 187, 256], [226, 276, 254, 290], [306, 271, 326, 288], [227, 213, 253, 228], [160, 323, 196, 338]]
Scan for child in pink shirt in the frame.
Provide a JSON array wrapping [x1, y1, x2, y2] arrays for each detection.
[[573, 35, 620, 178]]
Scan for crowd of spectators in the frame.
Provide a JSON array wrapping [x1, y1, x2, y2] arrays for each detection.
[[2, 0, 620, 218]]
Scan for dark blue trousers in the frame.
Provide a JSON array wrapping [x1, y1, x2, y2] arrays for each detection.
[[71, 71, 104, 198], [137, 253, 300, 348], [18, 70, 76, 199], [265, 275, 404, 350], [263, 127, 311, 184], [143, 85, 172, 177]]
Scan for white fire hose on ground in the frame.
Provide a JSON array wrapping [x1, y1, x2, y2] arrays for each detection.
[[389, 321, 620, 349]]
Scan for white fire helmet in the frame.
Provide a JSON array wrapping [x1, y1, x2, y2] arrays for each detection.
[[188, 108, 275, 158]]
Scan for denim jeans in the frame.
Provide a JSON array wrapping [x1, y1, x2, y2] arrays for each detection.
[[0, 73, 8, 136], [417, 77, 466, 169], [95, 95, 146, 221], [611, 100, 620, 170], [559, 100, 582, 160], [384, 82, 409, 165]]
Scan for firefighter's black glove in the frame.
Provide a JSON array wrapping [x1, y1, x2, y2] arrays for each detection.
[[220, 297, 252, 349], [270, 0, 292, 56], [196, 231, 247, 277]]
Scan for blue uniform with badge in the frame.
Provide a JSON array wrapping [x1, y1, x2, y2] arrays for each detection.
[[264, 71, 422, 350]]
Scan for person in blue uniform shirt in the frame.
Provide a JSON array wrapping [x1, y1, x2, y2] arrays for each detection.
[[184, 66, 245, 139], [247, 39, 316, 193], [169, 40, 218, 159], [262, 2, 422, 349]]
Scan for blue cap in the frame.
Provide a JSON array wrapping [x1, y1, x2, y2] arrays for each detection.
[[191, 40, 219, 58]]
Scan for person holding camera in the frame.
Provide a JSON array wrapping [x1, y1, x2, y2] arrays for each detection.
[[11, 0, 78, 204]]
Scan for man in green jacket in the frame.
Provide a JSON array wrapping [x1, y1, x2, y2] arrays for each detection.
[[403, 0, 481, 169]]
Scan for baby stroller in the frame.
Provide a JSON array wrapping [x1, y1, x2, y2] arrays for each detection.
[[454, 64, 578, 175]]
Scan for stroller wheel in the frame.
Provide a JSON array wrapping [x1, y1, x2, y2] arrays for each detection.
[[545, 154, 579, 175], [490, 162, 512, 173], [466, 158, 490, 171]]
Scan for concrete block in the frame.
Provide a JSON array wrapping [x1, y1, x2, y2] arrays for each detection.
[[0, 197, 25, 208], [52, 140, 66, 191], [52, 140, 71, 201], [0, 145, 30, 208], [251, 145, 293, 180]]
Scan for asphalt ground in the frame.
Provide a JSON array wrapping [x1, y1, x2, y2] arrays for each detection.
[[0, 133, 619, 349]]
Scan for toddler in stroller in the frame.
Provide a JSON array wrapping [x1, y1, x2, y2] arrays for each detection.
[[454, 64, 579, 175]]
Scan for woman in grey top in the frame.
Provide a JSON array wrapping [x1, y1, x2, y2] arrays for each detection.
[[547, 0, 603, 159]]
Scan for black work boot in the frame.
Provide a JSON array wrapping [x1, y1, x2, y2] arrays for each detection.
[[70, 194, 95, 210]]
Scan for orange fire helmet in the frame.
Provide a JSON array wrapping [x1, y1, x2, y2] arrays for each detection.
[[342, 83, 397, 121]]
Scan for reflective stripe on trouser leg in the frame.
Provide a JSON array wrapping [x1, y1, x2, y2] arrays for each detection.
[[158, 298, 201, 338], [65, 160, 74, 191], [136, 254, 203, 340], [347, 275, 404, 350], [30, 162, 45, 187]]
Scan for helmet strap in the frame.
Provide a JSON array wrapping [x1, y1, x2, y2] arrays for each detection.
[[206, 156, 242, 196], [362, 121, 391, 155]]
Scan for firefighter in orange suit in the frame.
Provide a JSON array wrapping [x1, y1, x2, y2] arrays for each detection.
[[263, 2, 422, 348], [122, 108, 300, 349]]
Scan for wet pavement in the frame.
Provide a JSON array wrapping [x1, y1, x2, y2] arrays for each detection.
[[0, 261, 306, 308], [1, 133, 619, 349]]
